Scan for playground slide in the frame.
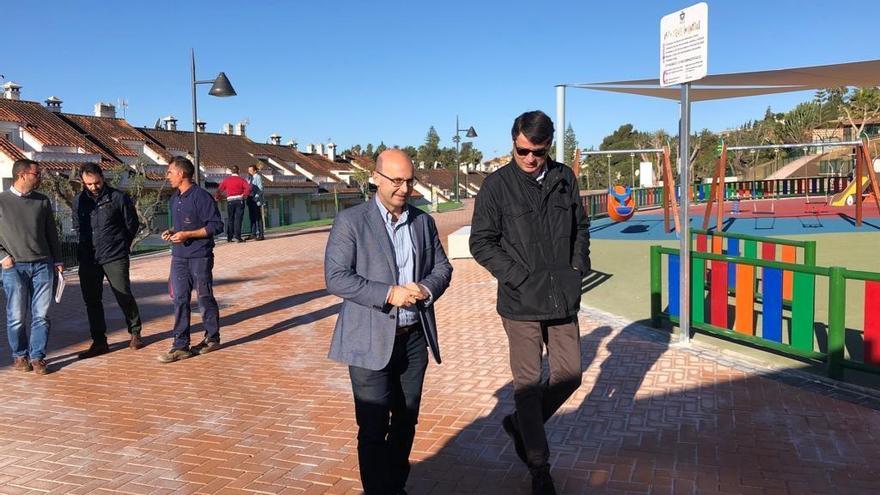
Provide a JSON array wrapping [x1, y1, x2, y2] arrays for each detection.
[[830, 176, 870, 206], [765, 154, 822, 180]]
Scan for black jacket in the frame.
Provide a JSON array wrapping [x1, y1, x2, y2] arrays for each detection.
[[469, 159, 590, 321], [73, 186, 140, 265]]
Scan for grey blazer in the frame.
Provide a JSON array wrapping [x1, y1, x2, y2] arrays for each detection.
[[325, 200, 453, 371]]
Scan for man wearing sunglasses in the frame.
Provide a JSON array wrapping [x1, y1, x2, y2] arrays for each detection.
[[325, 149, 453, 495], [470, 110, 590, 495]]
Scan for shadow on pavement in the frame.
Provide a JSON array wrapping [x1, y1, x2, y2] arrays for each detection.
[[408, 320, 880, 494]]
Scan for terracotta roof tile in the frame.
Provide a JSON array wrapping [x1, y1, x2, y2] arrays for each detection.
[[38, 161, 114, 172], [61, 113, 144, 158], [416, 167, 456, 191], [349, 155, 375, 171], [0, 136, 26, 161], [0, 99, 114, 162], [139, 128, 263, 169]]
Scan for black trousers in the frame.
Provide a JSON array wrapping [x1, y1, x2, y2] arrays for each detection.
[[79, 257, 142, 343], [501, 316, 582, 471], [226, 199, 245, 241], [349, 327, 428, 495], [246, 197, 264, 237]]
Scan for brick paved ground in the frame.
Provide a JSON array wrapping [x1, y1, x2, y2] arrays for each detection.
[[1, 200, 880, 494]]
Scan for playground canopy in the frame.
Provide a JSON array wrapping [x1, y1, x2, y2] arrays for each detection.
[[566, 59, 880, 101], [558, 57, 880, 347]]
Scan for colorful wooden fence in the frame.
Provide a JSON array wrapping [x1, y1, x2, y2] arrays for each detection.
[[689, 176, 848, 202], [690, 228, 816, 304], [650, 246, 880, 380]]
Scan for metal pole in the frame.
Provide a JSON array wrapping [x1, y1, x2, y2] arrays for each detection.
[[678, 82, 691, 345], [454, 115, 460, 203], [191, 48, 201, 188], [606, 155, 611, 188], [630, 153, 635, 188], [555, 85, 565, 164]]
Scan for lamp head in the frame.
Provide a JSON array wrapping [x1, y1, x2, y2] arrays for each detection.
[[209, 72, 236, 97]]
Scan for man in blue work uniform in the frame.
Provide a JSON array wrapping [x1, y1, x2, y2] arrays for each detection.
[[158, 157, 225, 363]]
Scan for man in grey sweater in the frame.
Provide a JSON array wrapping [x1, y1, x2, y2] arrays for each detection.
[[0, 159, 64, 375]]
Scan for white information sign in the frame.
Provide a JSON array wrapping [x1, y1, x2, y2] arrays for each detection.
[[660, 2, 708, 87]]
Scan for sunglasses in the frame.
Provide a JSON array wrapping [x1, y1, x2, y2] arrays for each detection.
[[375, 169, 416, 188], [514, 146, 550, 158]]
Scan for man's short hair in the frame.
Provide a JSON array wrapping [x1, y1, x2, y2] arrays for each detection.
[[12, 159, 38, 178], [169, 156, 195, 179], [511, 110, 555, 145], [230, 165, 239, 174], [79, 162, 103, 178]]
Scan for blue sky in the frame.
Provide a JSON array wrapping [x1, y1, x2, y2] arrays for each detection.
[[4, 1, 880, 160]]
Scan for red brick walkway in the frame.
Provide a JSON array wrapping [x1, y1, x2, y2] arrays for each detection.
[[1, 200, 879, 494]]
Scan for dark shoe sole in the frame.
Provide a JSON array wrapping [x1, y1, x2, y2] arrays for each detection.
[[192, 342, 221, 355], [78, 345, 110, 360]]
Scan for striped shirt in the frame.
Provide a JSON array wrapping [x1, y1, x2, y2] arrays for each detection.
[[374, 196, 419, 327]]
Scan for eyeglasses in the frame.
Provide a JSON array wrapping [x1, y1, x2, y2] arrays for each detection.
[[375, 169, 416, 188], [514, 146, 550, 158]]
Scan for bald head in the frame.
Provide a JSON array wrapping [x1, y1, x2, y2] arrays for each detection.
[[373, 149, 415, 215], [375, 149, 413, 174]]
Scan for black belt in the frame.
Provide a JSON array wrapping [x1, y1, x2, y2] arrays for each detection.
[[395, 322, 421, 336]]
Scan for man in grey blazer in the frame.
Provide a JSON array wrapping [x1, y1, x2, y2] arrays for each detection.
[[325, 149, 453, 495]]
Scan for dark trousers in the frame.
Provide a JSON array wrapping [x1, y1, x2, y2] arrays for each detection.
[[246, 198, 264, 237], [349, 327, 428, 495], [226, 199, 245, 241], [501, 316, 582, 471], [79, 257, 142, 343], [169, 256, 220, 350]]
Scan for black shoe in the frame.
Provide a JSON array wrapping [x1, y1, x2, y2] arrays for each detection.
[[256, 235, 265, 241], [191, 339, 221, 355], [531, 468, 557, 495], [503, 414, 528, 465], [235, 238, 245, 243], [78, 341, 110, 359]]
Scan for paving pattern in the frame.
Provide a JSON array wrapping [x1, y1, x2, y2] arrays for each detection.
[[1, 200, 879, 494]]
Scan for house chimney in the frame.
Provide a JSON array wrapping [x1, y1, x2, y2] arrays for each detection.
[[287, 139, 298, 150], [44, 96, 63, 112], [327, 142, 337, 162], [316, 143, 325, 155], [222, 122, 234, 135], [235, 121, 246, 136], [196, 121, 207, 133], [3, 82, 22, 100], [305, 143, 315, 154], [269, 133, 282, 146], [94, 102, 116, 118], [163, 115, 178, 131]]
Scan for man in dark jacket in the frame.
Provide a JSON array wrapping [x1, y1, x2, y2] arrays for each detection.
[[469, 110, 590, 495], [73, 162, 143, 358]]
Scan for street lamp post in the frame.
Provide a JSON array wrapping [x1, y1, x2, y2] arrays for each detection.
[[191, 48, 236, 187], [452, 115, 477, 202]]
